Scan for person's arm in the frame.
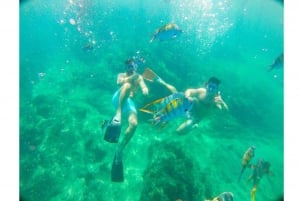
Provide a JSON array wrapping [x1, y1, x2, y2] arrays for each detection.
[[176, 119, 196, 134], [138, 75, 149, 95], [214, 91, 229, 110], [117, 73, 139, 85], [184, 88, 196, 97], [184, 88, 202, 102], [156, 78, 177, 93], [117, 73, 126, 85]]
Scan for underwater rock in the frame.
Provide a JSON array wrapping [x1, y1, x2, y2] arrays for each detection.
[[139, 140, 213, 201], [32, 94, 58, 118]]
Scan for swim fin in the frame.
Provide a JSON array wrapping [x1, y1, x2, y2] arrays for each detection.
[[142, 67, 161, 82], [111, 150, 124, 182], [104, 119, 121, 143]]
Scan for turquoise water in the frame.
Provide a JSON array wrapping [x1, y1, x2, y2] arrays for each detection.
[[20, 0, 283, 201]]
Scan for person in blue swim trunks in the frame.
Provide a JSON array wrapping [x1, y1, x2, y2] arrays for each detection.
[[112, 58, 148, 153], [112, 89, 137, 115]]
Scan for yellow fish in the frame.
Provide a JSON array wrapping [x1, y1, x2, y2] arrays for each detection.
[[238, 146, 255, 182]]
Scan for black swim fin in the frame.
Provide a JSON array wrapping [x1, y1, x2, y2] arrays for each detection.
[[111, 150, 124, 182], [103, 119, 121, 143]]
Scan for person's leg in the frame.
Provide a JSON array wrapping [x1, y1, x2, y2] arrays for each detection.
[[111, 110, 137, 182], [118, 111, 137, 152], [176, 119, 194, 134], [114, 83, 132, 123], [156, 78, 177, 93]]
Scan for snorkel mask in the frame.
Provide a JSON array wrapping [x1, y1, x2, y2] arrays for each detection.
[[206, 77, 220, 95], [206, 82, 218, 93], [125, 59, 138, 74]]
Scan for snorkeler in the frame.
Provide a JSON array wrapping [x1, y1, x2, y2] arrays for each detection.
[[103, 57, 148, 182], [175, 76, 228, 133], [141, 68, 228, 134]]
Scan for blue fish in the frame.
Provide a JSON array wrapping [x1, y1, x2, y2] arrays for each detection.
[[82, 43, 94, 52], [268, 53, 283, 71], [140, 92, 194, 126], [150, 23, 182, 43]]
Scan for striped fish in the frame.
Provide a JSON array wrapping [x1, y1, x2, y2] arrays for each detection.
[[238, 146, 255, 182], [140, 92, 194, 126]]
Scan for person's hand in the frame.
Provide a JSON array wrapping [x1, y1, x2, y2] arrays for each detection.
[[142, 87, 149, 95], [214, 92, 229, 110], [190, 97, 198, 105], [214, 92, 223, 103], [192, 123, 199, 128], [185, 95, 196, 103]]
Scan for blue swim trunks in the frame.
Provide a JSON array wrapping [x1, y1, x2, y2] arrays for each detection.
[[112, 88, 137, 115]]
